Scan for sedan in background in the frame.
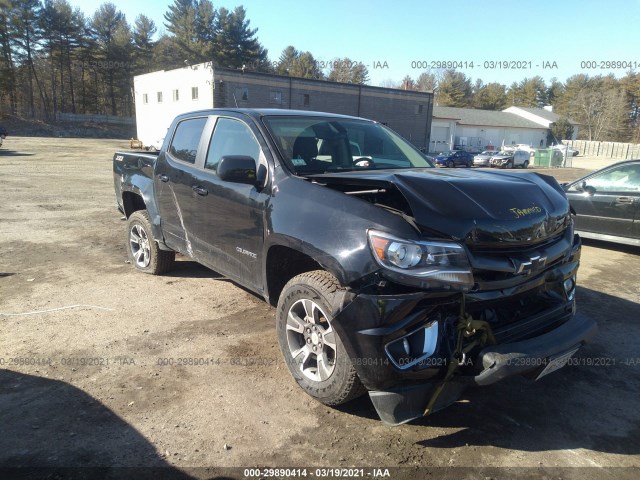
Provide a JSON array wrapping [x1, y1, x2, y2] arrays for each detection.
[[564, 160, 640, 246], [473, 150, 497, 167], [433, 150, 474, 168], [553, 144, 579, 157]]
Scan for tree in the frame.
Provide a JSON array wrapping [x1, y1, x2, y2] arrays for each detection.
[[547, 117, 574, 144], [557, 74, 628, 141], [436, 69, 472, 107], [0, 0, 17, 114], [9, 0, 46, 117], [327, 57, 369, 84], [400, 75, 415, 90], [213, 6, 267, 70], [163, 0, 199, 62], [415, 71, 438, 92], [275, 46, 322, 79], [507, 76, 548, 107], [91, 3, 132, 116], [546, 77, 564, 107], [473, 80, 507, 110], [620, 72, 640, 143], [132, 15, 156, 74]]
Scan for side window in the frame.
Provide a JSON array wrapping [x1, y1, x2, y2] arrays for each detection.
[[168, 117, 207, 164], [205, 118, 261, 172], [573, 165, 640, 193]]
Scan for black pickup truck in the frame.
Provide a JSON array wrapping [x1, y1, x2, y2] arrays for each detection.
[[113, 109, 597, 425]]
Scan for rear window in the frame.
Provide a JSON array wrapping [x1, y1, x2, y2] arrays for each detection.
[[168, 117, 208, 164]]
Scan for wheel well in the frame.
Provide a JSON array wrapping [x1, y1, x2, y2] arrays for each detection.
[[266, 246, 323, 306], [122, 191, 146, 218]]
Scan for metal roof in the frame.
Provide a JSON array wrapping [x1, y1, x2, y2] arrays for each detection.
[[433, 106, 547, 129]]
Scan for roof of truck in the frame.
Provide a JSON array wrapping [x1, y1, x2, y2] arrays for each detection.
[[176, 108, 369, 121]]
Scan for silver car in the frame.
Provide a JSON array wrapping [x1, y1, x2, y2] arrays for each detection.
[[473, 150, 497, 167]]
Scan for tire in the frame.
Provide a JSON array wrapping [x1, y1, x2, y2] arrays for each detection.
[[506, 160, 513, 169], [276, 270, 365, 405], [126, 210, 175, 274], [523, 160, 529, 169], [446, 160, 454, 168]]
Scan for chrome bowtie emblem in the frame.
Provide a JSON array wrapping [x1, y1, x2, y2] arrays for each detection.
[[515, 255, 547, 275]]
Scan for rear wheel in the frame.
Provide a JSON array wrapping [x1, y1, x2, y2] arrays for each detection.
[[127, 210, 175, 274], [523, 160, 529, 169], [276, 270, 365, 405]]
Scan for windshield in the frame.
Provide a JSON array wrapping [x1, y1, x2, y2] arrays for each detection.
[[262, 116, 432, 175]]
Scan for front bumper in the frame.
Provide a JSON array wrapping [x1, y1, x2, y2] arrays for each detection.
[[330, 233, 593, 424], [368, 313, 596, 425]]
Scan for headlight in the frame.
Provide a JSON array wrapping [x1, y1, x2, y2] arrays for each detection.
[[367, 230, 474, 288]]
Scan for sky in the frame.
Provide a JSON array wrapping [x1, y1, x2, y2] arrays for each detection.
[[72, 0, 640, 87]]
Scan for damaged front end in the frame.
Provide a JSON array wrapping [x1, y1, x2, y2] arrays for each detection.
[[330, 224, 596, 426]]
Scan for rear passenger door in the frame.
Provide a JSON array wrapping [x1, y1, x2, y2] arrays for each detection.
[[154, 116, 209, 255], [182, 115, 270, 292]]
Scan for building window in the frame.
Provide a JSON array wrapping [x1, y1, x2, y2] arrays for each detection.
[[303, 94, 310, 106], [142, 94, 148, 105], [157, 91, 163, 103], [415, 104, 424, 114], [234, 87, 249, 102], [270, 90, 282, 105], [192, 87, 199, 100], [173, 89, 179, 101]]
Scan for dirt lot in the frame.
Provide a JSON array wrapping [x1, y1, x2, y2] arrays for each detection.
[[1, 137, 639, 479]]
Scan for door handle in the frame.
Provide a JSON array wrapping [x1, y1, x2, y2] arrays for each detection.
[[192, 185, 208, 196], [615, 196, 634, 205], [157, 174, 169, 182]]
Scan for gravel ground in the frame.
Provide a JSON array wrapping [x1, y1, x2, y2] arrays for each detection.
[[1, 137, 639, 480]]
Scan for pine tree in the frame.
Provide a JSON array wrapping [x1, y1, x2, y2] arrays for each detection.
[[327, 58, 369, 84], [437, 70, 472, 107], [213, 6, 267, 70]]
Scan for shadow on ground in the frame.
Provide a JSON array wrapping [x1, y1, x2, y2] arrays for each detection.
[[0, 149, 34, 157], [0, 370, 196, 479]]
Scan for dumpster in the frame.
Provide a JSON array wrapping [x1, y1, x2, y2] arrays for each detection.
[[534, 149, 565, 167]]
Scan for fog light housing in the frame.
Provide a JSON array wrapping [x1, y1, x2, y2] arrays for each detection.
[[564, 275, 576, 301], [385, 321, 439, 370]]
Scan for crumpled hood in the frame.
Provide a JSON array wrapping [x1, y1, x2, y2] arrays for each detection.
[[310, 168, 571, 246]]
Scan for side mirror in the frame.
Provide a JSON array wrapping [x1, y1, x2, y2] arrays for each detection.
[[218, 155, 258, 185]]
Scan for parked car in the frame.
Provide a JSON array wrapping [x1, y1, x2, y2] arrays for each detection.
[[113, 108, 595, 425], [564, 159, 640, 246], [490, 150, 530, 169], [553, 144, 579, 157], [473, 150, 497, 167], [514, 144, 536, 157], [0, 126, 6, 147], [434, 150, 474, 168]]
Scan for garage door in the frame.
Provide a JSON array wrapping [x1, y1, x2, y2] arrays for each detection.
[[431, 126, 450, 153]]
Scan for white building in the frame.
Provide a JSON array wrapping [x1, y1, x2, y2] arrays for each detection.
[[133, 62, 434, 150], [430, 106, 549, 153], [134, 62, 215, 149], [503, 106, 579, 140]]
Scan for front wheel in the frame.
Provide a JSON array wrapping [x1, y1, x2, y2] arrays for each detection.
[[506, 160, 513, 169], [126, 210, 175, 274], [446, 160, 454, 168], [276, 270, 365, 406]]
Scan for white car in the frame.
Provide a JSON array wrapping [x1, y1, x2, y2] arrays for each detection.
[[552, 144, 579, 157]]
